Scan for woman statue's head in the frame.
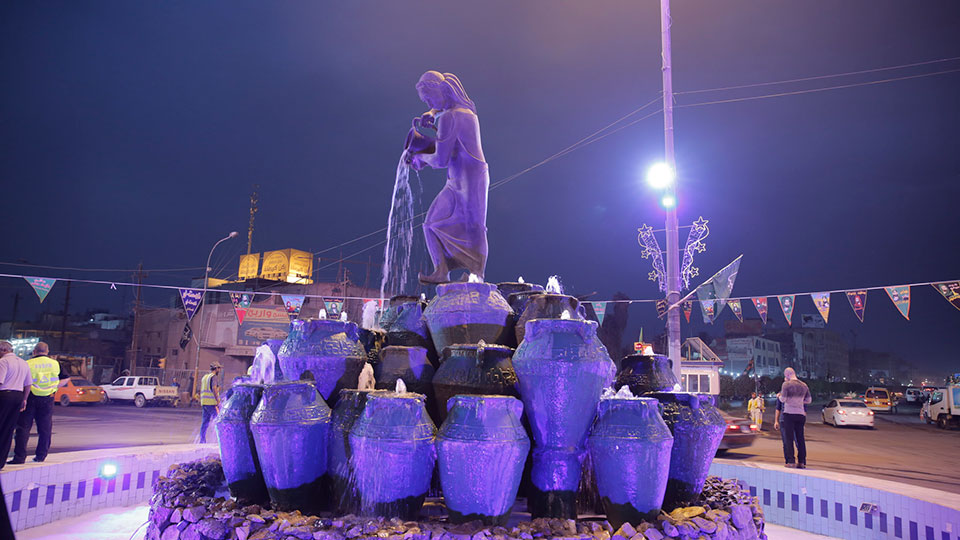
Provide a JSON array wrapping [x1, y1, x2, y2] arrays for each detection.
[[416, 71, 477, 113]]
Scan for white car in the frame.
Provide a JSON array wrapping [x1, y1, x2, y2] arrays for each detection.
[[822, 399, 875, 428], [100, 376, 179, 408]]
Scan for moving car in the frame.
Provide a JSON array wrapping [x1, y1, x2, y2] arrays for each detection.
[[54, 377, 106, 406], [904, 387, 922, 403], [100, 376, 179, 408], [922, 386, 960, 429], [821, 399, 875, 428], [716, 411, 758, 454], [864, 387, 895, 413]]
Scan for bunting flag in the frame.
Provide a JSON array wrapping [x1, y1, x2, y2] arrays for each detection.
[[682, 301, 693, 323], [885, 286, 911, 320], [655, 299, 668, 319], [846, 290, 868, 322], [778, 295, 796, 326], [932, 282, 960, 312], [593, 301, 608, 325], [752, 297, 768, 324], [811, 292, 831, 324], [694, 255, 742, 321], [729, 299, 743, 322], [179, 321, 193, 350], [324, 298, 344, 317], [230, 293, 253, 325], [282, 295, 305, 320], [701, 299, 717, 324], [24, 277, 56, 303], [179, 288, 203, 320]]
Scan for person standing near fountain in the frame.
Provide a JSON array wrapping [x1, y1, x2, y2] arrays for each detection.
[[408, 71, 489, 284]]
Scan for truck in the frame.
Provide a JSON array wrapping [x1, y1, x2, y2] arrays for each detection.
[[100, 376, 180, 408], [921, 385, 960, 429]]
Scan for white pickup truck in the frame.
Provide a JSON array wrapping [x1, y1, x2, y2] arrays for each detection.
[[922, 385, 960, 429], [100, 376, 179, 408]]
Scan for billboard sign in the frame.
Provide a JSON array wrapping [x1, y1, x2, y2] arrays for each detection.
[[238, 305, 290, 346], [238, 253, 260, 281]]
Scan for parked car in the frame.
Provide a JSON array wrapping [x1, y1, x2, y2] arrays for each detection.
[[716, 411, 758, 454], [864, 387, 896, 413], [54, 377, 106, 406], [821, 399, 875, 428], [100, 376, 179, 408], [904, 387, 922, 403]]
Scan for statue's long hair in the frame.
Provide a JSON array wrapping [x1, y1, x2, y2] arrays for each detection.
[[418, 71, 477, 114]]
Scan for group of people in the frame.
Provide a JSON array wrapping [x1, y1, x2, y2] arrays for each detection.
[[746, 367, 812, 469], [0, 340, 64, 468]]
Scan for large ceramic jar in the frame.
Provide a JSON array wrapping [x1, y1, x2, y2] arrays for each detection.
[[514, 294, 585, 344], [512, 319, 615, 518], [376, 346, 436, 411], [646, 392, 726, 510], [349, 392, 437, 519], [587, 397, 674, 528], [431, 343, 518, 424], [506, 290, 545, 321], [615, 354, 679, 395], [496, 282, 544, 299], [328, 389, 385, 515], [423, 282, 513, 355], [436, 395, 530, 525], [277, 319, 366, 406], [215, 383, 268, 504], [250, 381, 331, 514], [381, 296, 435, 355], [358, 327, 387, 366]]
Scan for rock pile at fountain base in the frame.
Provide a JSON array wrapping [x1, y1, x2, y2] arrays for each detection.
[[147, 458, 766, 540]]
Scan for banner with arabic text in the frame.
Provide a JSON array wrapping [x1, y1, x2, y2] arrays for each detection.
[[24, 277, 56, 303], [701, 299, 716, 324], [230, 293, 253, 325], [752, 297, 768, 324], [282, 295, 305, 320], [846, 290, 867, 322], [179, 288, 203, 320], [778, 295, 795, 326], [811, 292, 831, 324], [933, 282, 960, 312], [885, 286, 911, 320]]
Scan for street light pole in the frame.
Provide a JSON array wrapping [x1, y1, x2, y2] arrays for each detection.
[[192, 231, 238, 401], [659, 0, 683, 383]]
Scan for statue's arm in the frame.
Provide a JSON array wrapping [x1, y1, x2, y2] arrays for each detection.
[[420, 112, 456, 168]]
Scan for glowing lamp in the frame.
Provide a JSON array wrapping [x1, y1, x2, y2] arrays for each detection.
[[661, 194, 677, 209], [646, 163, 675, 189], [99, 462, 119, 479]]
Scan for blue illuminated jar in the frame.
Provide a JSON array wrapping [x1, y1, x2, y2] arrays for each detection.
[[250, 380, 331, 514], [328, 389, 384, 515], [514, 294, 585, 344], [436, 395, 530, 525], [512, 318, 615, 518], [646, 392, 726, 510], [277, 319, 366, 406], [587, 396, 673, 528], [349, 392, 437, 519], [423, 282, 513, 355], [215, 383, 268, 504]]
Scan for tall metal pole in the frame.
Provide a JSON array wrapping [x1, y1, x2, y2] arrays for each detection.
[[659, 0, 683, 383], [193, 232, 237, 401]]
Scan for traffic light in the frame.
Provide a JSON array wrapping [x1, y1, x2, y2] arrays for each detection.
[[158, 357, 166, 369]]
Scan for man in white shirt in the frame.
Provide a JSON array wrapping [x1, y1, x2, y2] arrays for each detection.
[[0, 341, 32, 469]]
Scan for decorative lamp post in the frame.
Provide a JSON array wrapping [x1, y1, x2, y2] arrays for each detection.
[[192, 231, 238, 400]]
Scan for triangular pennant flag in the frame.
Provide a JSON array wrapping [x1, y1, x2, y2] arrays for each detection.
[[593, 301, 608, 325], [230, 293, 253, 325], [179, 288, 203, 320], [694, 255, 742, 321], [324, 298, 344, 317], [778, 295, 795, 326], [932, 282, 960, 312], [655, 299, 668, 319], [846, 290, 868, 322], [25, 277, 56, 303], [682, 301, 693, 323], [752, 297, 768, 324], [885, 286, 911, 320], [701, 299, 716, 324], [811, 292, 831, 324], [282, 295, 305, 320], [729, 299, 743, 322]]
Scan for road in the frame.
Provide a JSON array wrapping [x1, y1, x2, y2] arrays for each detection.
[[10, 400, 960, 495]]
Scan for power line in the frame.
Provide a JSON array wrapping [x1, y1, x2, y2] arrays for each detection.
[[0, 261, 205, 273]]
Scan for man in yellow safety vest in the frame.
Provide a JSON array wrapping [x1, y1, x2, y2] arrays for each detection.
[[198, 362, 222, 443], [10, 342, 65, 464]]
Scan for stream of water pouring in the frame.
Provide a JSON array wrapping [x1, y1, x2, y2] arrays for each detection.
[[380, 154, 418, 300]]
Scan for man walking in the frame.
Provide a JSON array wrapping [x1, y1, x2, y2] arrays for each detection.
[[198, 362, 222, 443], [10, 342, 62, 464], [747, 391, 765, 430], [0, 341, 32, 469], [778, 367, 812, 469]]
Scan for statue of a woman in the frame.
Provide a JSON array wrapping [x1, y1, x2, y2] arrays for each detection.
[[408, 71, 489, 284]]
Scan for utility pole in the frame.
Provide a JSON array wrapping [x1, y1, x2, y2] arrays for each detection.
[[59, 280, 72, 352], [10, 292, 19, 337], [247, 184, 259, 254], [659, 0, 683, 382], [128, 263, 146, 374]]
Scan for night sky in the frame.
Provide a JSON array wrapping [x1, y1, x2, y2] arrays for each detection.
[[2, 2, 958, 376]]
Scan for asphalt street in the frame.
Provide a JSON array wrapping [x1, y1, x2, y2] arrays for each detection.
[[8, 400, 959, 495]]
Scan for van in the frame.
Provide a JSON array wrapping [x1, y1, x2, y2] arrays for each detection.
[[864, 387, 895, 413], [904, 387, 922, 403]]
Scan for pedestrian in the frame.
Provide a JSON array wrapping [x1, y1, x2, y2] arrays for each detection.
[[10, 342, 64, 464], [198, 362, 222, 444], [747, 391, 765, 430], [777, 367, 812, 469], [0, 341, 32, 470]]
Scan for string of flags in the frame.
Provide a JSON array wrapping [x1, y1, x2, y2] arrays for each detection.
[[7, 273, 960, 328]]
